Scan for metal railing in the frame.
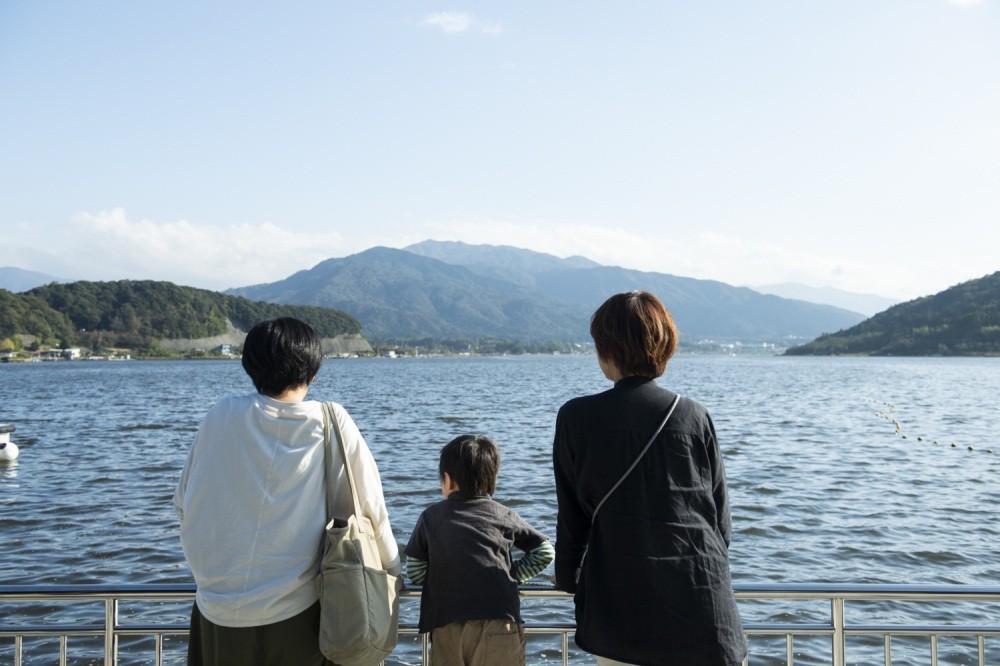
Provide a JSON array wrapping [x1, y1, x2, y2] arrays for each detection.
[[2, 584, 999, 665]]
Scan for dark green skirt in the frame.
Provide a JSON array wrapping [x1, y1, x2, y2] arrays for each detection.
[[188, 601, 334, 666]]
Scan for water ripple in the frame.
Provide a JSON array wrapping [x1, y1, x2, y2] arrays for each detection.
[[3, 355, 1000, 663]]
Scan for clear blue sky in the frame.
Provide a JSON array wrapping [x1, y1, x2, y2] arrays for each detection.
[[2, 1, 997, 299]]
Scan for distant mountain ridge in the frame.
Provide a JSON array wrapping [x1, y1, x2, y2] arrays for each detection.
[[406, 241, 865, 340], [0, 267, 62, 292], [229, 242, 866, 343], [405, 240, 599, 288], [786, 271, 1000, 356], [753, 282, 897, 317], [229, 246, 587, 341]]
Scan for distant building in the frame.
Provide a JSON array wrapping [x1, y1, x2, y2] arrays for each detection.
[[213, 344, 234, 356], [63, 348, 82, 360]]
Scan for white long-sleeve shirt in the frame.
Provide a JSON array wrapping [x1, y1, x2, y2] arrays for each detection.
[[174, 394, 400, 627]]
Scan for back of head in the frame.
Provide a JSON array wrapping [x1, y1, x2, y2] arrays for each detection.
[[438, 434, 501, 496], [590, 290, 678, 378], [242, 317, 323, 397]]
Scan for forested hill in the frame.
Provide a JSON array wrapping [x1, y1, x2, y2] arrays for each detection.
[[230, 245, 865, 342], [785, 271, 1000, 356], [1, 280, 361, 351]]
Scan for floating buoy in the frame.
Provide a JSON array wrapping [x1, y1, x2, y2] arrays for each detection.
[[0, 441, 16, 462], [870, 400, 982, 454], [0, 424, 17, 462]]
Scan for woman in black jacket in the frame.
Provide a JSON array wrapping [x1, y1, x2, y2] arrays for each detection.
[[553, 291, 746, 666]]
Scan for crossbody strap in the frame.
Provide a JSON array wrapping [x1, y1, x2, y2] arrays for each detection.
[[322, 402, 362, 522], [591, 393, 681, 526]]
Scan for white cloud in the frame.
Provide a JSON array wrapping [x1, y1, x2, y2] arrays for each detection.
[[419, 12, 501, 35], [477, 20, 503, 35], [420, 12, 474, 33], [689, 232, 942, 300], [949, 0, 985, 6], [10, 209, 349, 291]]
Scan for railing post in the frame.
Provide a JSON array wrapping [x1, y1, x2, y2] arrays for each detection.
[[831, 597, 846, 666], [104, 596, 118, 666], [5, 583, 1000, 665]]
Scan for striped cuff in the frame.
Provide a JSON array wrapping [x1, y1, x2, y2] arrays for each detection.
[[512, 540, 555, 584], [406, 556, 428, 585]]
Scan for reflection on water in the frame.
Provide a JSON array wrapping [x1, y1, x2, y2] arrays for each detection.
[[0, 461, 17, 480]]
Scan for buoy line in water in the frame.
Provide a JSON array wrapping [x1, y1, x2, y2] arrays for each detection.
[[865, 398, 994, 454]]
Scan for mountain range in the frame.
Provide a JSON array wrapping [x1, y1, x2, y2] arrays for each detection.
[[227, 241, 866, 343], [6, 243, 995, 355], [752, 283, 898, 318]]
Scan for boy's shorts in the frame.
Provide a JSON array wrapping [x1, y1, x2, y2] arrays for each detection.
[[430, 619, 526, 666]]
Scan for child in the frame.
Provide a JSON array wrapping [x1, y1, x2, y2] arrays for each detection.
[[405, 434, 555, 665]]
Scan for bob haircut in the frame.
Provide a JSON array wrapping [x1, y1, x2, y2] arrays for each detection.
[[589, 291, 678, 378], [241, 317, 323, 397], [438, 434, 500, 497]]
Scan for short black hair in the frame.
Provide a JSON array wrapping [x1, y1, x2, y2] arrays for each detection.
[[438, 434, 500, 496], [241, 317, 323, 397]]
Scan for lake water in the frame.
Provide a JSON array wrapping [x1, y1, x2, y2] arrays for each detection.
[[2, 354, 999, 664]]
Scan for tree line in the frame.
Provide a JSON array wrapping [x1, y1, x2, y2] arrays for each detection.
[[1, 280, 361, 353]]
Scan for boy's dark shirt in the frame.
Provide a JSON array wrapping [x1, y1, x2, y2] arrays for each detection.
[[404, 492, 547, 633]]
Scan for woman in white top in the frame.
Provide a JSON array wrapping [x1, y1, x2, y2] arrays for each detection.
[[174, 317, 400, 665]]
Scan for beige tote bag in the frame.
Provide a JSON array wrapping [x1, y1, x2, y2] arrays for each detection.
[[316, 402, 399, 666]]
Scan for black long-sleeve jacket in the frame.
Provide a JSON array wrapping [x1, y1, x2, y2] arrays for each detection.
[[553, 376, 747, 666]]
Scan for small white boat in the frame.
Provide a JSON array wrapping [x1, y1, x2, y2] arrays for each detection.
[[0, 423, 17, 462]]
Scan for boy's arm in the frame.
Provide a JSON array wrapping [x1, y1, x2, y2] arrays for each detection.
[[511, 540, 555, 584], [406, 555, 428, 585]]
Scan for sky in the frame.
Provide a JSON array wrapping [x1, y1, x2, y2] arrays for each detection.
[[1, 1, 997, 301]]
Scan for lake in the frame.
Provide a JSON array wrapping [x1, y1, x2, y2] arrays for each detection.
[[2, 354, 999, 664]]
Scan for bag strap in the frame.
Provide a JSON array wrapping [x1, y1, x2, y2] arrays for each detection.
[[322, 402, 362, 521], [591, 393, 681, 526]]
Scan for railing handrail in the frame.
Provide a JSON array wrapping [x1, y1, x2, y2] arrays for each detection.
[[4, 581, 1000, 596], [3, 583, 1000, 666]]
